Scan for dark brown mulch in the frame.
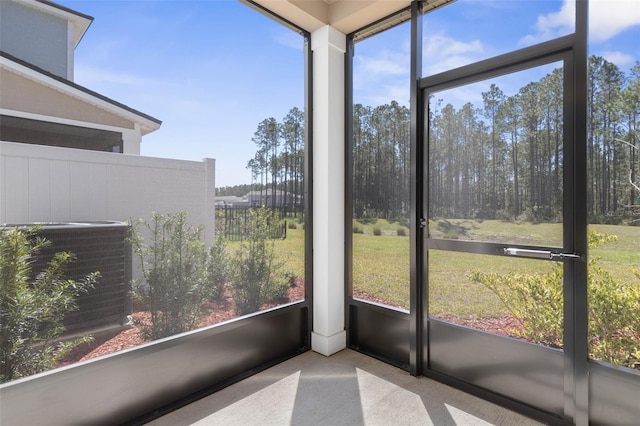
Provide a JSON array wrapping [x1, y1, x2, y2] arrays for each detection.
[[60, 284, 528, 367], [57, 280, 305, 367], [434, 313, 526, 339], [352, 290, 527, 338]]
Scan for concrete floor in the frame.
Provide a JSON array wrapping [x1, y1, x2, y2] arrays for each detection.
[[147, 349, 543, 426]]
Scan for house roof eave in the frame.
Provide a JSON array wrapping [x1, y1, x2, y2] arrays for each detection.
[[1, 51, 162, 134]]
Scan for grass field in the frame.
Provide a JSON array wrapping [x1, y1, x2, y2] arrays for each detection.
[[226, 222, 306, 282], [350, 219, 640, 318], [242, 218, 639, 321]]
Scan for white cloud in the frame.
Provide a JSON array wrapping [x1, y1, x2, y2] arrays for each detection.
[[590, 0, 640, 41], [360, 57, 406, 76], [423, 33, 484, 75], [519, 0, 640, 45], [425, 34, 484, 57], [600, 50, 636, 66], [357, 51, 408, 77], [273, 29, 304, 51], [353, 33, 484, 106], [74, 65, 156, 88], [354, 48, 410, 105], [364, 84, 410, 106]]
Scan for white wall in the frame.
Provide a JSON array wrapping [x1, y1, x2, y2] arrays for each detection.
[[0, 141, 216, 244]]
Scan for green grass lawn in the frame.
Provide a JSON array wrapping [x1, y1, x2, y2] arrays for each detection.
[[226, 224, 306, 281], [244, 219, 639, 321], [252, 218, 639, 367], [274, 225, 305, 279], [349, 219, 640, 318]]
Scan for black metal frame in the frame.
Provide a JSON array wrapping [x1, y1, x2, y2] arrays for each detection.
[[567, 2, 589, 423], [344, 2, 421, 374], [0, 6, 314, 424], [418, 20, 578, 426], [344, 34, 355, 347], [304, 30, 314, 350], [344, 0, 638, 424], [420, 10, 583, 425], [409, 0, 425, 378]]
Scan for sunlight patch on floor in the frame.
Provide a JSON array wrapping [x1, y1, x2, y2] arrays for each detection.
[[356, 367, 432, 424], [192, 371, 300, 425]]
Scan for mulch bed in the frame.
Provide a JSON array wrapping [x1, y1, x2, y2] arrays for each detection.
[[352, 289, 526, 339], [57, 280, 306, 367], [434, 313, 526, 338], [59, 284, 523, 367]]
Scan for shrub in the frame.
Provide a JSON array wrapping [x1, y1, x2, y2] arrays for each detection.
[[229, 208, 292, 315], [396, 228, 407, 236], [288, 222, 297, 230], [357, 217, 377, 225], [390, 217, 410, 228], [588, 236, 640, 367], [373, 227, 382, 236], [206, 229, 230, 301], [437, 219, 468, 239], [353, 225, 364, 234], [0, 227, 98, 383], [469, 267, 563, 346], [130, 212, 209, 340], [470, 230, 640, 368]]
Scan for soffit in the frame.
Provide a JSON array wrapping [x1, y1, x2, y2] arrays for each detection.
[[242, 0, 455, 39], [1, 52, 162, 134]]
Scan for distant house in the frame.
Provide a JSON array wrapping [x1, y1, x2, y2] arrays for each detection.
[[215, 195, 250, 208], [0, 0, 161, 154], [245, 189, 301, 208]]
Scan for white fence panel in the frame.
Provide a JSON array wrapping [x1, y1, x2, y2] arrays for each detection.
[[0, 141, 216, 243]]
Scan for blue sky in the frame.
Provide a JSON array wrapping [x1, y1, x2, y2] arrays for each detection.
[[57, 0, 639, 187]]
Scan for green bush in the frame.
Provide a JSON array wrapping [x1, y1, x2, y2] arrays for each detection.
[[206, 228, 230, 301], [469, 267, 563, 346], [0, 227, 98, 383], [288, 222, 297, 230], [396, 228, 407, 237], [588, 234, 640, 367], [229, 208, 292, 315], [353, 225, 364, 234], [130, 212, 210, 340], [373, 227, 382, 236], [470, 230, 640, 368]]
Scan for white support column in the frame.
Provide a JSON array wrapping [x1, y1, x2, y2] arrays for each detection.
[[311, 25, 347, 356], [122, 125, 142, 154], [204, 157, 216, 246]]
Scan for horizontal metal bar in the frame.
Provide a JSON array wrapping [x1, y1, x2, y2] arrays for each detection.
[[504, 247, 554, 259], [420, 35, 573, 92], [427, 238, 562, 256], [426, 239, 584, 261], [504, 248, 584, 262]]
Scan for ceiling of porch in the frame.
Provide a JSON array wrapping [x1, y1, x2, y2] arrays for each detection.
[[241, 0, 455, 40]]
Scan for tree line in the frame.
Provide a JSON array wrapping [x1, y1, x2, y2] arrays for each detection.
[[244, 107, 305, 214], [239, 55, 639, 224], [356, 56, 638, 223], [428, 56, 639, 223]]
